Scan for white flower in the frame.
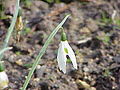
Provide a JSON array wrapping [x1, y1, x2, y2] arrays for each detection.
[[57, 41, 77, 73], [0, 71, 9, 89]]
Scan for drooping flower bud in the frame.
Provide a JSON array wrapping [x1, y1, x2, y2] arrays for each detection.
[[15, 8, 23, 31]]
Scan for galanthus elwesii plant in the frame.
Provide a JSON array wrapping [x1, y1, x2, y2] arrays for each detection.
[[22, 15, 72, 90], [0, 0, 77, 89], [57, 31, 77, 73]]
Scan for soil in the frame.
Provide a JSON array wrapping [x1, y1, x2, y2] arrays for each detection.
[[0, 0, 120, 90]]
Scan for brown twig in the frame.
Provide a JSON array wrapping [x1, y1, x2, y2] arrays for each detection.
[[46, 2, 75, 19]]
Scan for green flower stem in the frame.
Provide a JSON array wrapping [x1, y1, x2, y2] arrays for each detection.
[[21, 15, 70, 90], [0, 61, 4, 72], [0, 0, 20, 61]]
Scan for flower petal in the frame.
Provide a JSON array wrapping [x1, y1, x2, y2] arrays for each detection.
[[57, 42, 67, 73], [64, 41, 77, 69], [0, 71, 9, 89]]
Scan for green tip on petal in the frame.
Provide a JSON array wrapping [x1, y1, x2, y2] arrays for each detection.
[[61, 32, 67, 41], [66, 58, 72, 63], [0, 61, 5, 72], [64, 48, 68, 54]]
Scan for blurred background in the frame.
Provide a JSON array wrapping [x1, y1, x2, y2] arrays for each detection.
[[0, 0, 120, 90]]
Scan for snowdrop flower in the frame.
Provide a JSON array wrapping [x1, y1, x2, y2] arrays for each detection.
[[0, 61, 9, 89], [0, 71, 9, 89], [57, 32, 77, 73]]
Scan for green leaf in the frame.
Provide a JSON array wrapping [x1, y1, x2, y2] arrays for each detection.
[[0, 0, 20, 61], [23, 63, 33, 68], [0, 61, 5, 72], [0, 47, 12, 55], [45, 0, 54, 3]]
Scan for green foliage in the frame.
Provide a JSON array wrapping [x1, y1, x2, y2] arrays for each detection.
[[22, 27, 31, 35], [103, 68, 111, 77], [23, 63, 33, 68], [0, 4, 4, 19], [100, 12, 120, 27], [24, 27, 31, 34], [45, 0, 54, 3], [21, 0, 32, 7], [97, 33, 110, 45], [113, 19, 120, 26], [0, 61, 4, 72], [0, 4, 3, 11], [44, 0, 61, 3], [100, 12, 112, 24], [15, 51, 21, 55]]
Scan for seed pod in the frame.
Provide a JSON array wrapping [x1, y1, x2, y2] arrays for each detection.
[[15, 16, 23, 31]]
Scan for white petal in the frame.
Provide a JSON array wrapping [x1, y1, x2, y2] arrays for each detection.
[[0, 71, 9, 89], [57, 42, 67, 73], [63, 41, 77, 69]]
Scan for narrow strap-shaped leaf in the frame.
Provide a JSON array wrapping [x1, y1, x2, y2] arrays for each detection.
[[0, 47, 12, 55], [0, 0, 20, 61]]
